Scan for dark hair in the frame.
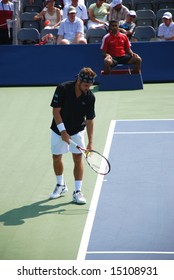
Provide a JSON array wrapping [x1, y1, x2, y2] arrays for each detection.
[[78, 67, 96, 84], [109, 20, 119, 25]]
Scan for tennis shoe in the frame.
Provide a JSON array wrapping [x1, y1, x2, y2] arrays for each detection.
[[72, 190, 86, 204], [50, 184, 68, 199]]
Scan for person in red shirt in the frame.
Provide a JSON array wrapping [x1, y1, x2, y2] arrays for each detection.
[[0, 0, 14, 44], [100, 20, 142, 74]]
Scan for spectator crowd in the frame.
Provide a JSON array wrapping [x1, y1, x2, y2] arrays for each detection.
[[0, 0, 174, 44]]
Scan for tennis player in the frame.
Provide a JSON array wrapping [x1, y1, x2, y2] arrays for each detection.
[[50, 67, 96, 204]]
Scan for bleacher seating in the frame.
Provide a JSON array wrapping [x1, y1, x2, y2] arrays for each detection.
[[16, 0, 174, 44], [17, 28, 40, 44], [136, 9, 156, 28], [134, 0, 155, 11], [20, 12, 42, 31], [86, 28, 107, 43], [22, 0, 43, 12], [156, 0, 174, 11], [122, 0, 133, 10], [132, 25, 156, 41]]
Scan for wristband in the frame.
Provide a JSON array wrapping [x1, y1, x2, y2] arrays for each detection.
[[57, 123, 65, 132]]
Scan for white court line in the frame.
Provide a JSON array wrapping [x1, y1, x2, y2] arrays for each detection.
[[87, 251, 174, 255], [115, 119, 174, 122], [77, 119, 174, 260], [114, 131, 174, 134], [77, 120, 116, 260]]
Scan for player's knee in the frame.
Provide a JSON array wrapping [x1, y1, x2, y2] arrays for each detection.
[[137, 56, 142, 64], [104, 57, 112, 66], [79, 38, 87, 44], [53, 154, 62, 163], [73, 153, 82, 164]]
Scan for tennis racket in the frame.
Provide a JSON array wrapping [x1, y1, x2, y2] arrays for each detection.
[[69, 139, 111, 175]]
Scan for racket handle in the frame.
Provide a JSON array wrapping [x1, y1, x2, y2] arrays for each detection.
[[69, 139, 78, 147]]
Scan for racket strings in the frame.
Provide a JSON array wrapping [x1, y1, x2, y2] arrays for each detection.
[[86, 151, 110, 175]]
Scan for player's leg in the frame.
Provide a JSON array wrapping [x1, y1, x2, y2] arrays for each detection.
[[50, 131, 68, 199], [103, 55, 115, 74], [72, 153, 86, 204], [70, 131, 86, 204], [128, 54, 142, 74]]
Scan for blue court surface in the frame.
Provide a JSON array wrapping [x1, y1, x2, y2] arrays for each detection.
[[78, 120, 174, 260]]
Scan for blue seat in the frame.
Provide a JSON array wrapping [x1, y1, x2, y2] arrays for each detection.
[[86, 28, 107, 44], [17, 28, 40, 44], [136, 9, 156, 28], [132, 26, 156, 41], [134, 0, 154, 11], [20, 12, 42, 31], [156, 0, 174, 11]]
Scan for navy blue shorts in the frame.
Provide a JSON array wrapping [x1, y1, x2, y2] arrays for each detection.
[[112, 54, 132, 65]]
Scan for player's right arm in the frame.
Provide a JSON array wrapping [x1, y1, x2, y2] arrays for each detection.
[[52, 107, 70, 144]]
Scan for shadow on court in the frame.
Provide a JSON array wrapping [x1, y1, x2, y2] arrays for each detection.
[[0, 199, 89, 226]]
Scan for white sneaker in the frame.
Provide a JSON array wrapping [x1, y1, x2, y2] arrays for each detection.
[[72, 191, 86, 204], [50, 184, 68, 199]]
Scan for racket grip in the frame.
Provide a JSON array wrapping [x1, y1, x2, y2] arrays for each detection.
[[69, 139, 78, 147]]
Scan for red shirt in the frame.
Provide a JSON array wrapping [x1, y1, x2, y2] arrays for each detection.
[[0, 1, 13, 29], [100, 31, 131, 57]]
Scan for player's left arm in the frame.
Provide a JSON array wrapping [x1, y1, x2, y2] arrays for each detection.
[[125, 36, 137, 57], [86, 119, 94, 150]]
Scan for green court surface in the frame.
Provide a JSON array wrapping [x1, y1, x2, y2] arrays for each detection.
[[0, 83, 174, 260]]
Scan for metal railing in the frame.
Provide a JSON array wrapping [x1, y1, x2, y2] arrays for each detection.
[[13, 0, 21, 45]]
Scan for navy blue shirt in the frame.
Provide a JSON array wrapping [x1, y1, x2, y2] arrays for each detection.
[[50, 80, 96, 136]]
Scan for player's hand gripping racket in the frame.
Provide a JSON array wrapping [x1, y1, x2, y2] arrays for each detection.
[[69, 139, 111, 175]]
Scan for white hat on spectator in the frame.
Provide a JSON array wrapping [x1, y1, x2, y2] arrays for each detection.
[[128, 10, 137, 17], [68, 6, 77, 14], [110, 0, 122, 8], [162, 12, 172, 19]]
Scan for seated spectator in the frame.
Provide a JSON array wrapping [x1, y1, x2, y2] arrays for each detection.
[[119, 10, 136, 40], [63, 0, 85, 6], [87, 0, 110, 30], [62, 0, 88, 26], [100, 20, 142, 74], [158, 12, 174, 41], [109, 0, 129, 21], [0, 0, 14, 45], [34, 0, 61, 29], [57, 6, 87, 44]]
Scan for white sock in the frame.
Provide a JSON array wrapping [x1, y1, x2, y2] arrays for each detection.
[[75, 180, 82, 192], [56, 175, 64, 186]]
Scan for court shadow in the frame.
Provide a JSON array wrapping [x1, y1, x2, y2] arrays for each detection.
[[57, 208, 89, 215], [0, 199, 76, 226]]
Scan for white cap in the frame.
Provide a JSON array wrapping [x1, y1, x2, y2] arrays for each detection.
[[68, 6, 76, 14], [110, 0, 122, 8], [128, 10, 137, 17], [162, 12, 172, 19]]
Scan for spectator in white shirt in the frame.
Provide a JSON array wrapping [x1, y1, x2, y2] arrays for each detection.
[[62, 0, 88, 25], [158, 12, 174, 41], [57, 5, 87, 44], [63, 0, 85, 6]]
